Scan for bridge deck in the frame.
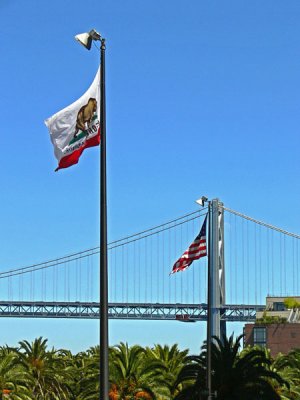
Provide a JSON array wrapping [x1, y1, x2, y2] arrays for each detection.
[[0, 301, 264, 322]]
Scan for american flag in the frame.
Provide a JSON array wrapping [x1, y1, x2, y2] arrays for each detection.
[[171, 215, 207, 274]]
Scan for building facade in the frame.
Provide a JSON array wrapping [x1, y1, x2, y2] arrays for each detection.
[[244, 296, 300, 357]]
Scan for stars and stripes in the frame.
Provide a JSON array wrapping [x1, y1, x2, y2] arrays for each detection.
[[171, 215, 207, 274]]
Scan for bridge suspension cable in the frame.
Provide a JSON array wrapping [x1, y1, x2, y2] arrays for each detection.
[[0, 208, 207, 278], [224, 206, 300, 306], [223, 206, 300, 239]]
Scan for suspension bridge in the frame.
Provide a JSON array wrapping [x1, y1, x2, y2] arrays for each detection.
[[0, 200, 299, 329]]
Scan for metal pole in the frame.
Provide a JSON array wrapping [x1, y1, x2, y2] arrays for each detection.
[[206, 201, 212, 400], [100, 38, 109, 400]]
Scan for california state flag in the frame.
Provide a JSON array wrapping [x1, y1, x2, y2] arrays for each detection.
[[45, 68, 100, 171]]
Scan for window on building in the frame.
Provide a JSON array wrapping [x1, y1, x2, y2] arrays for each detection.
[[253, 327, 266, 347], [273, 302, 285, 311]]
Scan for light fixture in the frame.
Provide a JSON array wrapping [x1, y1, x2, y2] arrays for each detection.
[[75, 29, 101, 50], [195, 196, 208, 207]]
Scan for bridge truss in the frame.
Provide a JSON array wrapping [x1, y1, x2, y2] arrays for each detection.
[[0, 301, 264, 322]]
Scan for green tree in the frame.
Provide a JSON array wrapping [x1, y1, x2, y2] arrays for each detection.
[[284, 298, 300, 310], [17, 337, 73, 399], [146, 344, 188, 399], [0, 351, 31, 400], [109, 342, 165, 399], [76, 346, 100, 400], [273, 349, 300, 399], [174, 334, 287, 400]]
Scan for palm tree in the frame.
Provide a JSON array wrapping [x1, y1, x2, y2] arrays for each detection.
[[273, 349, 300, 399], [17, 337, 73, 399], [76, 346, 100, 400], [0, 350, 31, 400], [174, 334, 287, 400], [146, 344, 188, 399], [109, 342, 165, 399]]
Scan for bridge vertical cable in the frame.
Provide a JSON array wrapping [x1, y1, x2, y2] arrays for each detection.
[[283, 234, 286, 296], [271, 229, 274, 295], [156, 232, 159, 306], [234, 213, 238, 304], [246, 219, 250, 305], [150, 234, 153, 304], [259, 225, 262, 302], [280, 235, 283, 295], [229, 212, 232, 304], [224, 206, 300, 305], [296, 237, 299, 295], [2, 206, 298, 317], [292, 238, 295, 294], [254, 223, 257, 304]]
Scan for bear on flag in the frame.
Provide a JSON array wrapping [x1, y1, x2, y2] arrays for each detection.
[[45, 68, 100, 171]]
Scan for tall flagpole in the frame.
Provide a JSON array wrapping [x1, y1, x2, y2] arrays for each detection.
[[100, 37, 109, 400], [73, 29, 109, 399]]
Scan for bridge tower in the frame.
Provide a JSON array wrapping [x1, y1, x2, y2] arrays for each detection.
[[209, 198, 226, 339]]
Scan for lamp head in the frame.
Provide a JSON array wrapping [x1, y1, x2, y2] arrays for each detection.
[[88, 29, 101, 41], [75, 32, 92, 50], [75, 29, 101, 50], [195, 196, 208, 207]]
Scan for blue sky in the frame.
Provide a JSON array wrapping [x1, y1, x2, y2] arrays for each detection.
[[0, 0, 299, 353]]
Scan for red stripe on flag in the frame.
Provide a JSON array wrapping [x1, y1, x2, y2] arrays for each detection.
[[55, 130, 100, 171], [170, 216, 207, 274]]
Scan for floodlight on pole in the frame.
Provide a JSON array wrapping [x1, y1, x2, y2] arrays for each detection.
[[195, 196, 208, 207], [75, 29, 101, 50]]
